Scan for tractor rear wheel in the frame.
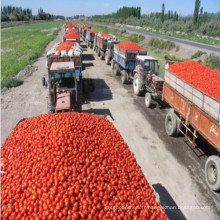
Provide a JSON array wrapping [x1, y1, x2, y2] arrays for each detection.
[[133, 73, 143, 96], [105, 55, 110, 65], [111, 60, 114, 69], [46, 95, 52, 113], [121, 70, 128, 84]]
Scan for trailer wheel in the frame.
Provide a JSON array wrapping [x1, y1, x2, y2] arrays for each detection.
[[205, 156, 220, 191], [121, 70, 128, 84], [105, 55, 110, 65], [98, 49, 101, 57], [100, 51, 105, 60], [145, 92, 152, 108], [113, 64, 120, 76], [133, 74, 143, 96], [90, 43, 93, 49], [111, 60, 114, 69], [165, 111, 178, 136]]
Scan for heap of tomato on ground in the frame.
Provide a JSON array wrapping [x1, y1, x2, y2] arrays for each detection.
[[1, 113, 166, 219]]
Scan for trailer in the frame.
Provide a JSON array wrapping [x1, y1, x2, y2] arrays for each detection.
[[96, 33, 117, 60], [85, 30, 98, 48], [163, 62, 220, 191], [43, 41, 83, 113]]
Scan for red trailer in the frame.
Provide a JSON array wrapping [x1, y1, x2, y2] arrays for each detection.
[[162, 61, 220, 191]]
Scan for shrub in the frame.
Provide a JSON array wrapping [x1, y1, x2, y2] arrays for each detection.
[[149, 38, 176, 50], [128, 34, 145, 43], [202, 54, 220, 71], [190, 51, 206, 59], [1, 76, 23, 88]]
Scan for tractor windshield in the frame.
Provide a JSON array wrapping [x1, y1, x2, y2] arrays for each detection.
[[144, 60, 159, 74], [51, 72, 75, 88]]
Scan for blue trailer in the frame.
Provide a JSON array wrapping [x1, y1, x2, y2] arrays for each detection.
[[112, 42, 147, 83]]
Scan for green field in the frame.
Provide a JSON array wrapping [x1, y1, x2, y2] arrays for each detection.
[[1, 20, 64, 88]]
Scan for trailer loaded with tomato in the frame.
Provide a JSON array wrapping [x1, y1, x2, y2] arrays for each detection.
[[85, 30, 99, 49], [163, 60, 220, 191], [1, 112, 167, 219], [95, 33, 117, 60]]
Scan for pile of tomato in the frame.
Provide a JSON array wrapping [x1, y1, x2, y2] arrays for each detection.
[[55, 41, 75, 52], [168, 60, 220, 100], [1, 113, 166, 219], [116, 41, 145, 50], [101, 33, 113, 38], [63, 33, 80, 40]]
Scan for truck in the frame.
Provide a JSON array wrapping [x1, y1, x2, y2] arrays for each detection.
[[42, 41, 83, 113], [96, 33, 117, 60], [104, 40, 120, 65], [162, 61, 220, 191], [112, 41, 164, 107], [85, 30, 98, 48]]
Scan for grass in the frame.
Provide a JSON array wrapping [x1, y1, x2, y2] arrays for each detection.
[[1, 20, 64, 88]]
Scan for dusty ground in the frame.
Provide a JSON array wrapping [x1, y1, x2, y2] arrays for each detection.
[[1, 27, 220, 219]]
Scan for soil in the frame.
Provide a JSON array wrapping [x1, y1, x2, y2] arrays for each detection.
[[1, 26, 220, 220]]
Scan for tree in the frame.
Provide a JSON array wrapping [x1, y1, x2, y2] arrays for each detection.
[[161, 3, 165, 23], [193, 0, 201, 26]]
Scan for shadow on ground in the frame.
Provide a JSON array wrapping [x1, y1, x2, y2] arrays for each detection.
[[152, 183, 187, 220]]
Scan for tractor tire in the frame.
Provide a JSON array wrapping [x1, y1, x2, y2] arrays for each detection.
[[205, 155, 220, 191], [113, 63, 120, 76], [98, 49, 101, 57], [165, 111, 179, 136], [111, 60, 114, 70], [133, 73, 143, 96], [46, 95, 52, 113], [121, 70, 129, 84], [145, 92, 152, 108], [90, 43, 93, 48], [75, 82, 82, 112], [100, 51, 105, 60], [105, 55, 110, 65]]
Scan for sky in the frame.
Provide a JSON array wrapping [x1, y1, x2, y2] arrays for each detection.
[[1, 0, 220, 17]]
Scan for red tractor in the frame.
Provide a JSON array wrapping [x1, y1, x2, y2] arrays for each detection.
[[133, 56, 164, 108]]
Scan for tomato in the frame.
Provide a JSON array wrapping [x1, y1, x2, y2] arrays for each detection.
[[169, 60, 220, 100], [1, 112, 166, 219]]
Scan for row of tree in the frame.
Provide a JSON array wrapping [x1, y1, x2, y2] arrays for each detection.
[[1, 5, 57, 21], [90, 1, 220, 37], [92, 6, 141, 21]]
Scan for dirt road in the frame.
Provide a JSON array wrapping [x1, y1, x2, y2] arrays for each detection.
[[1, 28, 220, 219]]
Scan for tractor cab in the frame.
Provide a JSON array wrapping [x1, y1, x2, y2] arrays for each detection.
[[136, 55, 159, 76]]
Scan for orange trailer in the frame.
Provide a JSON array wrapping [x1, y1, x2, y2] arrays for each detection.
[[162, 68, 220, 191]]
